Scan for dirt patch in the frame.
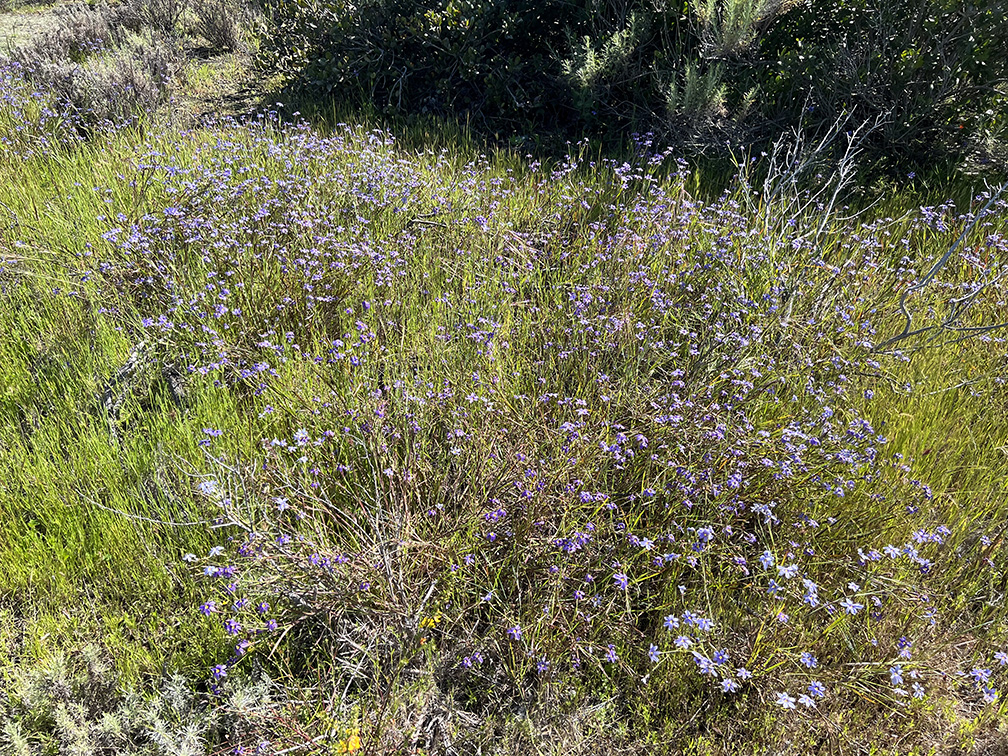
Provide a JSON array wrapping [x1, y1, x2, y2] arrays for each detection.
[[0, 1, 63, 53], [168, 45, 276, 126]]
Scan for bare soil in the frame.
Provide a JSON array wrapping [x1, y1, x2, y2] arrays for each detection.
[[0, 1, 61, 52]]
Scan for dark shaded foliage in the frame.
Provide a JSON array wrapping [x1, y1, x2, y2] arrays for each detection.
[[259, 0, 1008, 167], [759, 0, 1008, 172], [259, 0, 589, 133]]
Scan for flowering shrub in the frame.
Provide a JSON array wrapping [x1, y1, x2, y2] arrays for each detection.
[[55, 115, 1008, 746]]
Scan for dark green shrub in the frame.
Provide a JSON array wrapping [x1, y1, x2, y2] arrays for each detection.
[[758, 0, 1008, 171], [260, 0, 598, 131], [258, 0, 1007, 167]]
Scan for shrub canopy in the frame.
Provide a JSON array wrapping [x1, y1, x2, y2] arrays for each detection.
[[260, 0, 1008, 167]]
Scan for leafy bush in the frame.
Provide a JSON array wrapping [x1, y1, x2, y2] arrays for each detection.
[[258, 0, 1008, 166], [259, 0, 600, 131], [758, 0, 1008, 171]]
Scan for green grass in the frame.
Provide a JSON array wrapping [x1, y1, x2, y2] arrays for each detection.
[[0, 141, 239, 679]]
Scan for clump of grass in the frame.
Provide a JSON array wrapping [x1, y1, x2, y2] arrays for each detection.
[[77, 119, 1005, 749]]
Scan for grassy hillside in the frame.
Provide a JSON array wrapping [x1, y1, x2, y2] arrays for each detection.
[[2, 3, 1008, 755]]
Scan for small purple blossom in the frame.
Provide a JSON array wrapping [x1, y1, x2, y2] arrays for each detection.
[[840, 598, 864, 615], [970, 667, 992, 684], [890, 665, 904, 685]]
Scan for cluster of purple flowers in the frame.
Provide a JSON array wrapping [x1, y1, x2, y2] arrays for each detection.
[[14, 101, 1003, 719]]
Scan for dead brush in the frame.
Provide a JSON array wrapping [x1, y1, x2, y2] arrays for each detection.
[[19, 33, 182, 132], [123, 0, 190, 34], [192, 0, 247, 52]]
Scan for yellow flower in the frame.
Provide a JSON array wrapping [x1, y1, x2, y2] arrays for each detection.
[[336, 733, 361, 753], [418, 611, 443, 629]]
